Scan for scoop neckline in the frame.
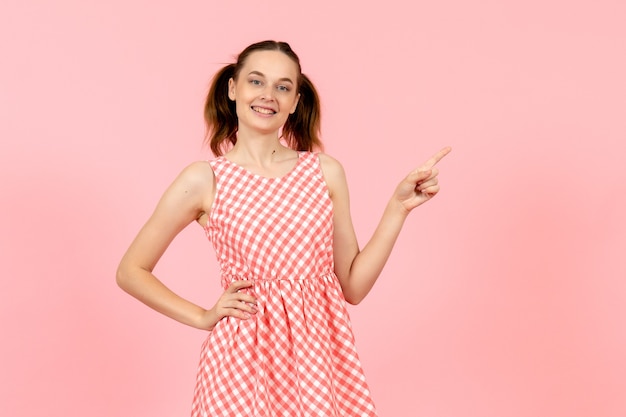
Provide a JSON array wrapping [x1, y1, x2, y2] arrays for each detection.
[[220, 151, 305, 180]]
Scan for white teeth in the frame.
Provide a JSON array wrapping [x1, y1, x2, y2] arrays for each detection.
[[252, 106, 275, 114]]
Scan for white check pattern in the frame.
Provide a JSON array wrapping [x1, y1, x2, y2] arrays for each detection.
[[191, 152, 377, 416]]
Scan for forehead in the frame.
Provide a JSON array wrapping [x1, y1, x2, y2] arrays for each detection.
[[239, 50, 299, 80]]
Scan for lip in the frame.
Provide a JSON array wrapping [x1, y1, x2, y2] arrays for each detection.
[[251, 105, 277, 116]]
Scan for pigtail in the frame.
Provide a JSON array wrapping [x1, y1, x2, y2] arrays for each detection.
[[205, 64, 238, 156], [282, 74, 323, 152]]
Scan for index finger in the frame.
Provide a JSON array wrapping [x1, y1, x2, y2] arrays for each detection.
[[227, 280, 255, 292], [422, 146, 452, 170]]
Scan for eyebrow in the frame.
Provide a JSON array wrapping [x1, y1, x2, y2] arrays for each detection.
[[248, 71, 295, 84]]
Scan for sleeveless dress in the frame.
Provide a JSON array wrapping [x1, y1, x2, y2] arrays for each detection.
[[191, 152, 377, 417]]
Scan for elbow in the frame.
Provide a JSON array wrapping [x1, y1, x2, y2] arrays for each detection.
[[115, 263, 131, 291], [343, 291, 365, 306], [116, 261, 152, 295], [337, 270, 370, 305], [339, 277, 368, 305]]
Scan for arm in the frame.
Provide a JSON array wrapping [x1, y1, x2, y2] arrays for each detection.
[[320, 147, 451, 305], [116, 161, 257, 330]]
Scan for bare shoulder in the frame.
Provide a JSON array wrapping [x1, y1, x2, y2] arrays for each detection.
[[318, 152, 346, 178], [152, 161, 216, 227], [317, 153, 348, 197], [160, 160, 216, 211], [171, 161, 215, 193], [179, 160, 215, 181]]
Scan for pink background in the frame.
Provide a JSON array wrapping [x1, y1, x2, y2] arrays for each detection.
[[2, 1, 625, 416]]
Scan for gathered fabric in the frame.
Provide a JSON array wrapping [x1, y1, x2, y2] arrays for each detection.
[[191, 152, 377, 417]]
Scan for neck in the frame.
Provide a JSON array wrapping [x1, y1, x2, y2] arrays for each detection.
[[230, 135, 286, 165]]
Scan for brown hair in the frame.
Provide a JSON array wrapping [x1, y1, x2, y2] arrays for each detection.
[[204, 41, 323, 156]]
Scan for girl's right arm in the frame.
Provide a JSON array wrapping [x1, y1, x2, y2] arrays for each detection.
[[116, 161, 257, 330]]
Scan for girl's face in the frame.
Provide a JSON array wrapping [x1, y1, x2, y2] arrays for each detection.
[[228, 50, 300, 137]]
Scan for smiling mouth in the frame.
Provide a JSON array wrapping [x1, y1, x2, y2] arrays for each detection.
[[251, 106, 276, 115]]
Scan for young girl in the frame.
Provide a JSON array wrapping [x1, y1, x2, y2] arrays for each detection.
[[117, 40, 450, 417]]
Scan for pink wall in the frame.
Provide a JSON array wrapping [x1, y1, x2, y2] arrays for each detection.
[[2, 1, 625, 416]]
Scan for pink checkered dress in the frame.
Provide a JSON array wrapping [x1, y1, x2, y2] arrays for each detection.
[[191, 152, 377, 416]]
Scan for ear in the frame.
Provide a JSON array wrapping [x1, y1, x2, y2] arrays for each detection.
[[228, 78, 235, 101], [289, 93, 301, 114]]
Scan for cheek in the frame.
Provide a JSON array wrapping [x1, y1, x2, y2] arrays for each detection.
[[290, 97, 299, 112], [282, 95, 298, 110], [235, 100, 249, 117], [234, 88, 255, 107]]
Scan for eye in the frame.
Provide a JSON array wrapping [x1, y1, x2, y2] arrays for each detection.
[[277, 85, 291, 92], [249, 79, 262, 86]]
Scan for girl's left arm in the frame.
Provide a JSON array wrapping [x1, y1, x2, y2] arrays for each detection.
[[320, 147, 451, 305]]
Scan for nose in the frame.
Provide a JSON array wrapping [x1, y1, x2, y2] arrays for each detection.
[[260, 85, 275, 100]]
